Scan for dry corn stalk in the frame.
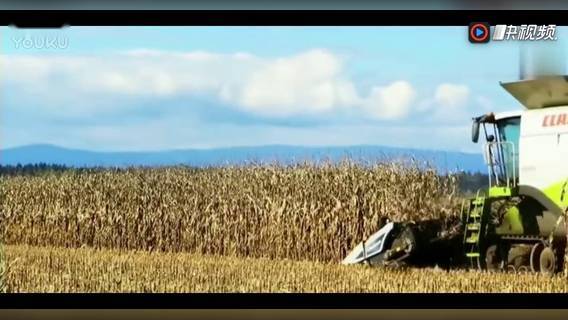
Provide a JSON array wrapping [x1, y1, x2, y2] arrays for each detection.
[[1, 162, 461, 263]]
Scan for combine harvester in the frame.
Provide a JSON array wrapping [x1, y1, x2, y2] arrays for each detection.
[[343, 45, 568, 275]]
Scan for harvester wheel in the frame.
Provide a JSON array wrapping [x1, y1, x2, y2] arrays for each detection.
[[539, 247, 557, 276], [529, 242, 544, 273], [518, 265, 530, 273], [485, 244, 504, 271]]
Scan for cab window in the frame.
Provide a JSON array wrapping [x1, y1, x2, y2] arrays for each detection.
[[496, 117, 520, 180], [497, 117, 520, 147]]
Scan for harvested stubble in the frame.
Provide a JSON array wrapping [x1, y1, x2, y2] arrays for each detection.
[[1, 163, 460, 263], [5, 244, 568, 293]]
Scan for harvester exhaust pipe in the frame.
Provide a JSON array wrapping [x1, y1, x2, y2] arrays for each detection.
[[519, 41, 565, 80]]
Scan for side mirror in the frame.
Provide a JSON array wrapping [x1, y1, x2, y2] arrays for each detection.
[[472, 121, 480, 143]]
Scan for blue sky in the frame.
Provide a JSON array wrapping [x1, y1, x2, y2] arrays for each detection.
[[2, 26, 565, 152]]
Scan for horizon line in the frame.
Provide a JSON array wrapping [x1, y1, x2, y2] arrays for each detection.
[[1, 143, 482, 155]]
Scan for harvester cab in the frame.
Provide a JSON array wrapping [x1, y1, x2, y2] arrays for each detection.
[[471, 110, 521, 190]]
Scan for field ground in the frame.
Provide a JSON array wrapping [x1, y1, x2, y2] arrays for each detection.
[[4, 244, 568, 293]]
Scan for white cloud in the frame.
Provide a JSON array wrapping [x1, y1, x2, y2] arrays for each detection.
[[220, 49, 360, 117], [3, 49, 472, 123], [434, 83, 470, 109], [2, 49, 416, 120], [363, 81, 416, 120]]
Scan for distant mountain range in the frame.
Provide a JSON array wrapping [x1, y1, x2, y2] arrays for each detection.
[[0, 144, 486, 173]]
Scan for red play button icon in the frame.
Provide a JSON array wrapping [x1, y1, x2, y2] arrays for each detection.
[[469, 22, 490, 43]]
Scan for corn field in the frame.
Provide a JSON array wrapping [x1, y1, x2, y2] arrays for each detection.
[[5, 244, 568, 293], [0, 163, 460, 263], [3, 163, 568, 292]]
